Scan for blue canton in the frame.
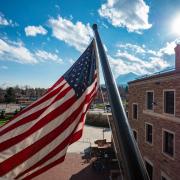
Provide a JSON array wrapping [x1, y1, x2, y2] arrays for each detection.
[[63, 40, 97, 98]]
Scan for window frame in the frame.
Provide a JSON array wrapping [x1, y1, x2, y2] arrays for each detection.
[[132, 103, 138, 120], [132, 129, 138, 143], [144, 157, 153, 180], [161, 171, 171, 180], [146, 90, 154, 111], [163, 89, 175, 116], [145, 122, 153, 145], [162, 128, 175, 159]]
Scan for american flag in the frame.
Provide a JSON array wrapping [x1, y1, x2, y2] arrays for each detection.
[[0, 40, 98, 179]]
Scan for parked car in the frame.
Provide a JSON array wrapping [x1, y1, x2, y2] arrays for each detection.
[[104, 104, 111, 112]]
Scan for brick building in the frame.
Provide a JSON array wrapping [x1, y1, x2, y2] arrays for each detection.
[[128, 44, 180, 180]]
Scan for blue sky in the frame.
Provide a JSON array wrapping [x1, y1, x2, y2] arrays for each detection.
[[0, 0, 180, 88]]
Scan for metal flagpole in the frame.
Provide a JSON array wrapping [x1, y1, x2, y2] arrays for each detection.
[[92, 24, 150, 180]]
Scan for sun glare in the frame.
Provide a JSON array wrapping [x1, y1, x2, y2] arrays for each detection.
[[171, 14, 180, 36]]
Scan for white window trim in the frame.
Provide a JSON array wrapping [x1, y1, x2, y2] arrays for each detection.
[[161, 171, 171, 180], [144, 157, 153, 180], [162, 128, 175, 160], [145, 122, 153, 146], [132, 129, 138, 143], [163, 89, 176, 116], [146, 90, 154, 111], [132, 103, 138, 120]]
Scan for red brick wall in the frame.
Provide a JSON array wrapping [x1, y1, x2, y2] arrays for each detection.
[[175, 44, 180, 71], [128, 73, 180, 180]]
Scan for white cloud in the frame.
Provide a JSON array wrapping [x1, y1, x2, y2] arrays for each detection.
[[0, 65, 8, 70], [0, 38, 63, 64], [35, 50, 63, 63], [109, 52, 168, 77], [49, 16, 93, 52], [0, 39, 37, 64], [158, 39, 180, 56], [98, 0, 152, 33], [25, 25, 48, 36], [0, 13, 18, 27], [0, 15, 9, 26], [68, 59, 75, 65], [117, 43, 145, 54]]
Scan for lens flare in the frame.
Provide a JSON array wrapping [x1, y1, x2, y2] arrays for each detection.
[[171, 14, 180, 36]]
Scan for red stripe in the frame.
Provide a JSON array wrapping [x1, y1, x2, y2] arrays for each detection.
[[22, 156, 66, 180], [20, 90, 97, 179], [0, 84, 97, 176], [0, 86, 74, 152], [0, 80, 66, 130], [18, 114, 87, 180], [22, 133, 82, 180], [47, 77, 64, 93], [21, 115, 88, 180], [0, 84, 69, 136], [69, 92, 97, 145], [69, 128, 83, 145], [15, 133, 73, 179], [15, 86, 97, 179], [15, 115, 85, 179]]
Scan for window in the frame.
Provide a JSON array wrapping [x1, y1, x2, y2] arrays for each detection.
[[132, 104, 138, 120], [133, 130, 137, 141], [163, 130, 174, 157], [145, 160, 153, 180], [126, 111, 128, 118], [146, 91, 154, 110], [161, 171, 171, 180], [145, 123, 153, 144], [164, 90, 175, 114], [161, 176, 167, 180]]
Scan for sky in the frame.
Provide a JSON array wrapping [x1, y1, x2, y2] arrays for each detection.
[[0, 0, 180, 88]]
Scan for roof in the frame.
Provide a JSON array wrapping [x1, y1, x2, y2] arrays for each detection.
[[128, 67, 180, 84]]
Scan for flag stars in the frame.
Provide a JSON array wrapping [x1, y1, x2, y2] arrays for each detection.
[[63, 41, 96, 98]]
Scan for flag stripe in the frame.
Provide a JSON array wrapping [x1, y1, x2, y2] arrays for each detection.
[[0, 92, 76, 151], [0, 40, 98, 179], [19, 90, 97, 179], [0, 85, 73, 145], [0, 73, 96, 141], [0, 81, 97, 177], [17, 93, 95, 179], [0, 79, 96, 162], [23, 156, 66, 180], [22, 130, 84, 180], [46, 77, 64, 93], [15, 114, 85, 179], [0, 88, 74, 148], [0, 79, 66, 131]]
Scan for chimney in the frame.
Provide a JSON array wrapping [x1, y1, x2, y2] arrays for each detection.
[[175, 44, 180, 70]]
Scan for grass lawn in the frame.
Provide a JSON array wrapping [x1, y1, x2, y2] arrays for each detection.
[[0, 119, 7, 126], [0, 116, 13, 126], [95, 103, 105, 109]]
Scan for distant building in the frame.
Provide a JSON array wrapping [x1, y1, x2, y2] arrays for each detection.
[[16, 97, 34, 106], [128, 44, 180, 180]]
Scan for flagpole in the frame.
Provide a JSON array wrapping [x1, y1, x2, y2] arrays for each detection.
[[92, 24, 149, 180]]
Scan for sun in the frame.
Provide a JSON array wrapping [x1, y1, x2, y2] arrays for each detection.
[[171, 14, 180, 36]]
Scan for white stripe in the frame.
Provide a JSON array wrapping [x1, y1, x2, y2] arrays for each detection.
[[19, 147, 68, 180], [0, 78, 97, 161], [3, 84, 95, 179], [0, 80, 67, 132], [21, 92, 96, 179], [0, 86, 74, 143], [18, 87, 97, 179], [4, 110, 83, 179], [17, 111, 84, 179]]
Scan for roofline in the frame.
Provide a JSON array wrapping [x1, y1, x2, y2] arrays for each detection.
[[128, 69, 180, 84]]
